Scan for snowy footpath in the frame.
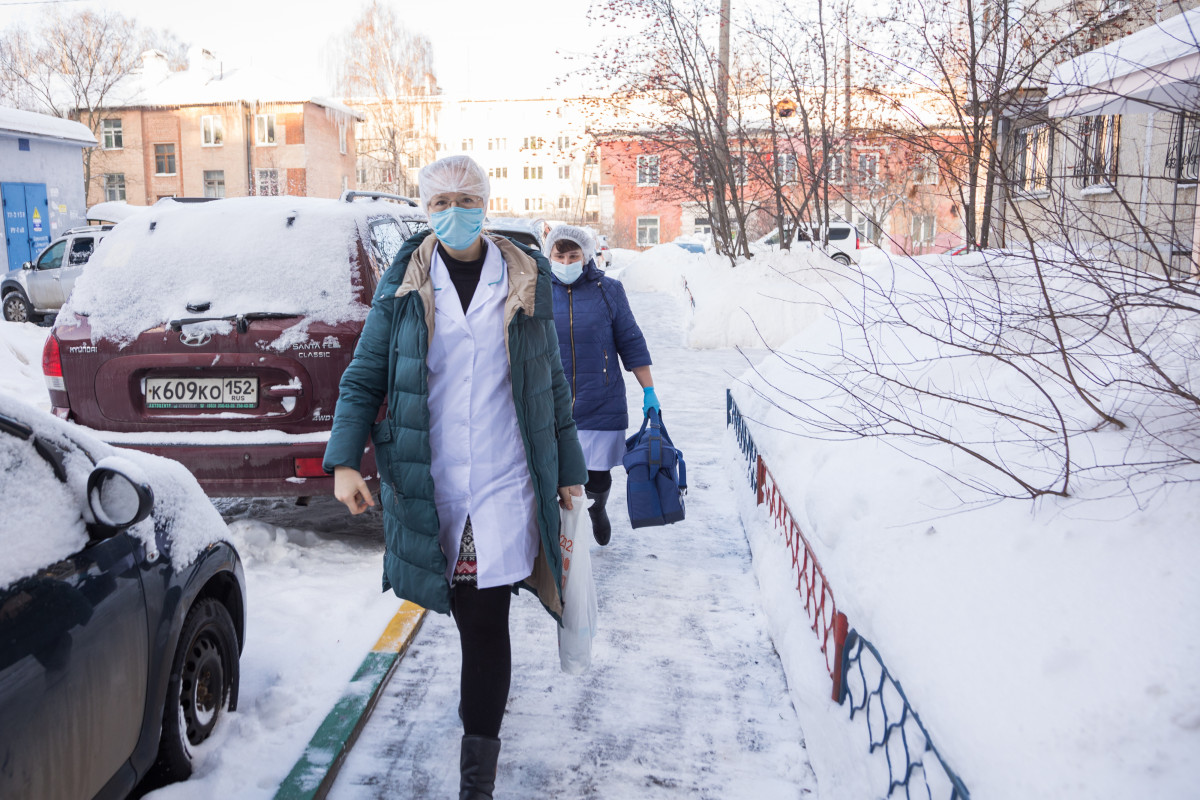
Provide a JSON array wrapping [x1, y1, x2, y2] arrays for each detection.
[[325, 290, 818, 799]]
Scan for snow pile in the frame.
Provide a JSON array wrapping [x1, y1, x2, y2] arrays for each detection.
[[0, 395, 232, 587], [729, 248, 1200, 797], [0, 321, 51, 411], [616, 244, 890, 349], [61, 197, 374, 347]]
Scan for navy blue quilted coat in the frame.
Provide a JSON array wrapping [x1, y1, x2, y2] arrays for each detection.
[[552, 260, 652, 432]]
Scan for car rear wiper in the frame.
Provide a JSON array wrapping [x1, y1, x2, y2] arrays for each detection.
[[169, 312, 300, 334]]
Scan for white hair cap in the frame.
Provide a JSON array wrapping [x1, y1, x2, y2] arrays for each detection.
[[544, 224, 596, 260], [417, 155, 491, 210]]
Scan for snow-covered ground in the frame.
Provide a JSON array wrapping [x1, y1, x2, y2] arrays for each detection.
[[4, 237, 1196, 799]]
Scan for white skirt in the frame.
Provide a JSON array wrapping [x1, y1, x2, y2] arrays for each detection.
[[577, 429, 626, 471]]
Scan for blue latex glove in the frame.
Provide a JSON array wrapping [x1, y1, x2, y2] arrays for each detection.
[[643, 387, 661, 415]]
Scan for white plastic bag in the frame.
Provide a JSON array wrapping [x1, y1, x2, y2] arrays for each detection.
[[557, 501, 598, 674]]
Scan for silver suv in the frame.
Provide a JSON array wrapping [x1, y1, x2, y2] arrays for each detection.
[[2, 225, 111, 323]]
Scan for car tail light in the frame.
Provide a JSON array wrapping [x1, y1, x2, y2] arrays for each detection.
[[856, 234, 862, 250], [294, 457, 326, 478], [43, 335, 66, 392]]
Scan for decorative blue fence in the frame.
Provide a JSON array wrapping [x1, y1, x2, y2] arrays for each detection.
[[726, 389, 970, 800]]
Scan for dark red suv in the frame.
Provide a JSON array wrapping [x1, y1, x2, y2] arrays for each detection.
[[44, 195, 425, 497]]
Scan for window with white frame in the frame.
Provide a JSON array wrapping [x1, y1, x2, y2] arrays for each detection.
[[488, 138, 507, 150], [586, 182, 598, 196], [558, 165, 571, 179], [776, 152, 798, 184], [1077, 115, 1119, 187], [461, 138, 473, 151], [1014, 124, 1053, 193], [523, 166, 543, 180], [558, 195, 571, 209], [524, 197, 544, 211], [858, 153, 879, 181], [104, 173, 126, 202], [339, 123, 348, 155], [637, 216, 660, 246], [342, 175, 349, 192], [827, 152, 844, 184], [256, 168, 280, 196], [911, 214, 936, 244], [408, 152, 420, 168], [357, 167, 368, 184], [201, 115, 224, 146], [102, 119, 123, 149], [203, 170, 225, 198], [522, 136, 543, 150], [694, 217, 712, 236], [488, 197, 510, 211], [489, 167, 508, 178], [913, 152, 940, 185], [154, 143, 176, 175], [557, 135, 571, 150], [637, 155, 660, 186], [255, 114, 276, 146]]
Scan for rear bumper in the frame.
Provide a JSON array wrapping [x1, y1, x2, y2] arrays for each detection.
[[109, 437, 378, 498]]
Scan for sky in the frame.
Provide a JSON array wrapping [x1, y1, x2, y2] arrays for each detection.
[[0, 0, 610, 100]]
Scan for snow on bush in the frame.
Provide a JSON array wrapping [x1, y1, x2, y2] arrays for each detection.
[[61, 197, 380, 347]]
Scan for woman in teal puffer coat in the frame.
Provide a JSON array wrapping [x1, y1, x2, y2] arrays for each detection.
[[323, 155, 587, 800]]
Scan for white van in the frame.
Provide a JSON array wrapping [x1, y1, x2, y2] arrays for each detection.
[[752, 221, 869, 264]]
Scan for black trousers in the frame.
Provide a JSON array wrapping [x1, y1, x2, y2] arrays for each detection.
[[451, 582, 512, 738], [585, 469, 612, 495]]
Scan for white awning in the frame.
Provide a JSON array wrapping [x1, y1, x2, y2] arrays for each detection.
[[1048, 8, 1199, 117]]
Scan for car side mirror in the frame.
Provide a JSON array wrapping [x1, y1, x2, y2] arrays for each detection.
[[87, 459, 154, 532], [22, 261, 32, 270]]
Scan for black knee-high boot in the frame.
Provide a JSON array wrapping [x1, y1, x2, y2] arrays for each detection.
[[460, 734, 501, 800], [587, 488, 612, 545]]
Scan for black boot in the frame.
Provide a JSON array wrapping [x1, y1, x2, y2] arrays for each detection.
[[587, 489, 612, 546], [460, 734, 501, 800]]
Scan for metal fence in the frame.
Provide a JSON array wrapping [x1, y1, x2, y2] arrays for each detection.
[[726, 389, 969, 799]]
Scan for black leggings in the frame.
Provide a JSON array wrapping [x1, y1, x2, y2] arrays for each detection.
[[585, 469, 612, 495], [451, 582, 512, 738]]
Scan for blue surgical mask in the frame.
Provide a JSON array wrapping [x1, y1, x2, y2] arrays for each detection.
[[552, 261, 583, 284], [429, 207, 485, 251]]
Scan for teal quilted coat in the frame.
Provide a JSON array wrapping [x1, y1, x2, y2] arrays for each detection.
[[323, 230, 588, 617]]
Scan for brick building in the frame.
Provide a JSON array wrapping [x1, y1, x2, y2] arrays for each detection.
[[85, 50, 359, 207]]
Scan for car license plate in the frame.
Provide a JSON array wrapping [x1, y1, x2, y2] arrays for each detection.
[[145, 377, 258, 409]]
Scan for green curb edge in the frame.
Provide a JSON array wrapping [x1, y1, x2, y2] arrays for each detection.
[[274, 604, 427, 800]]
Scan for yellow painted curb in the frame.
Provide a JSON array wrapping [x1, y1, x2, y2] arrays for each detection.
[[373, 600, 426, 653]]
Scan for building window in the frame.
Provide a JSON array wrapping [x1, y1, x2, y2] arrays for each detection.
[[559, 195, 572, 209], [357, 167, 368, 184], [340, 123, 348, 155], [255, 114, 276, 146], [201, 115, 224, 146], [557, 135, 571, 150], [154, 143, 176, 175], [1077, 115, 1119, 187], [256, 168, 280, 196], [637, 155, 660, 186], [408, 153, 421, 168], [461, 138, 473, 151], [524, 197, 544, 211], [102, 119, 123, 150], [1165, 112, 1199, 182], [523, 136, 543, 150], [103, 173, 126, 202], [488, 138, 507, 150], [203, 170, 225, 198], [558, 165, 571, 179], [586, 151, 598, 165], [342, 175, 349, 193], [523, 166, 544, 180], [911, 214, 936, 244], [586, 182, 599, 196], [637, 216, 660, 246], [489, 167, 508, 179], [1013, 124, 1052, 193], [858, 153, 879, 181], [827, 153, 844, 184], [488, 197, 509, 211], [694, 217, 712, 236], [913, 152, 940, 185], [776, 152, 798, 184]]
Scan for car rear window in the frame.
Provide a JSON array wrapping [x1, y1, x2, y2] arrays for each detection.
[[64, 198, 379, 345], [827, 228, 851, 241]]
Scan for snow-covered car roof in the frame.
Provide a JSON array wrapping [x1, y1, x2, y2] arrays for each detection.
[[60, 196, 416, 345], [0, 396, 231, 589], [86, 201, 150, 225]]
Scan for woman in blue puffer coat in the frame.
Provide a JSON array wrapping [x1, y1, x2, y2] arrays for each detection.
[[545, 224, 658, 546]]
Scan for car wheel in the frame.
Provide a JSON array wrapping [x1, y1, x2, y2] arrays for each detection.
[[152, 598, 240, 783], [2, 290, 37, 324], [831, 253, 852, 265]]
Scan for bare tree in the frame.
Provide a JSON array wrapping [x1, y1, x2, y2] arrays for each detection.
[[0, 9, 181, 192], [330, 1, 439, 198]]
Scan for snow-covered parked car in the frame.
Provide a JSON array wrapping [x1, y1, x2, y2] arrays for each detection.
[[45, 195, 428, 497], [0, 396, 246, 798]]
